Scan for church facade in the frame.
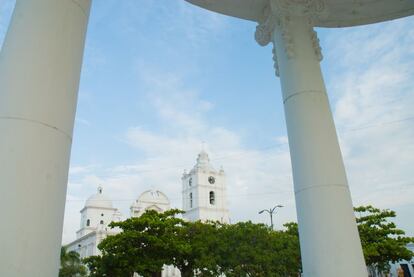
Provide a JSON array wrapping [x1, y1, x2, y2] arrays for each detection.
[[66, 186, 122, 258], [65, 151, 229, 276]]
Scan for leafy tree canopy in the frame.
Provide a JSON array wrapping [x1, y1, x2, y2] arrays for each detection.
[[175, 220, 222, 277], [59, 246, 87, 277], [219, 221, 301, 277], [84, 210, 302, 277], [84, 205, 414, 277], [355, 205, 414, 273], [85, 209, 186, 277]]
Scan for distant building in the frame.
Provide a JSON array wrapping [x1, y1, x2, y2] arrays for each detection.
[[66, 186, 122, 258], [182, 150, 229, 223], [65, 151, 228, 277]]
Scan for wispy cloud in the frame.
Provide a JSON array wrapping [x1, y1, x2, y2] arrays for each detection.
[[324, 18, 414, 232]]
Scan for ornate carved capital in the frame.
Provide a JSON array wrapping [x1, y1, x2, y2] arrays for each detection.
[[255, 10, 278, 46], [310, 29, 323, 61], [255, 0, 325, 76], [272, 46, 280, 77]]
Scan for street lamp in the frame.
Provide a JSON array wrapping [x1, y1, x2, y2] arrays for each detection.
[[259, 204, 283, 230]]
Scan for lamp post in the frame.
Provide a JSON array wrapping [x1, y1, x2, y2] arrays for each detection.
[[259, 204, 283, 230]]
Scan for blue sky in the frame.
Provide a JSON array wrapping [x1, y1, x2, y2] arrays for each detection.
[[1, 0, 413, 244]]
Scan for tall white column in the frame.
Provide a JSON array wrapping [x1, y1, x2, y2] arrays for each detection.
[[255, 3, 367, 277], [0, 0, 91, 276]]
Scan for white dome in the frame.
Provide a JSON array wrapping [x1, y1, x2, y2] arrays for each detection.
[[130, 190, 171, 217], [135, 190, 170, 205], [85, 186, 113, 209]]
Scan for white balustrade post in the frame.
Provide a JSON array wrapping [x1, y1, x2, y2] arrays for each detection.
[[0, 0, 91, 276]]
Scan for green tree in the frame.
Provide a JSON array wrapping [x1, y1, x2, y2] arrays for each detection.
[[84, 205, 413, 277], [219, 221, 301, 277], [355, 205, 414, 275], [59, 246, 87, 277], [84, 212, 303, 277], [84, 254, 134, 277], [279, 222, 302, 276], [84, 209, 187, 277], [174, 220, 222, 277]]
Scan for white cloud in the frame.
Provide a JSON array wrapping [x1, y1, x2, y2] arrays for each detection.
[[69, 165, 94, 175], [325, 17, 414, 233]]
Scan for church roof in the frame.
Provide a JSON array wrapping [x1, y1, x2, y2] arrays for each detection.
[[84, 186, 114, 209]]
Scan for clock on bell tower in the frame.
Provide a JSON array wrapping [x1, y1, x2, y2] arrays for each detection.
[[182, 150, 229, 223]]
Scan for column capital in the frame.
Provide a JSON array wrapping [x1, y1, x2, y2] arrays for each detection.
[[255, 0, 325, 76], [255, 0, 326, 43], [255, 7, 278, 47]]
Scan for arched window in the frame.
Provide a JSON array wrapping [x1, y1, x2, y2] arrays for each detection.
[[209, 191, 215, 205], [100, 220, 104, 225], [86, 219, 90, 227], [190, 193, 193, 208]]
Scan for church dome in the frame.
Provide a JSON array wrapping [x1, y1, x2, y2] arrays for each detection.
[[130, 190, 170, 217], [135, 190, 170, 205], [85, 186, 113, 209]]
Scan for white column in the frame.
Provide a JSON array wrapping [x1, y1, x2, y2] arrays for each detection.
[[0, 0, 91, 276], [256, 8, 367, 277]]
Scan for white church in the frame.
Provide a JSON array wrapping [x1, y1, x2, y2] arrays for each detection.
[[66, 151, 229, 276]]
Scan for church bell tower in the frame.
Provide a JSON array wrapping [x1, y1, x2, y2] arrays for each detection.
[[182, 151, 229, 223]]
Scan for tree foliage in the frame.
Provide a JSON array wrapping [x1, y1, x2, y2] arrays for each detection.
[[84, 205, 413, 277], [174, 220, 222, 277], [59, 246, 87, 277], [355, 205, 414, 273], [278, 222, 302, 276], [84, 210, 302, 277], [219, 221, 301, 277], [85, 209, 185, 277]]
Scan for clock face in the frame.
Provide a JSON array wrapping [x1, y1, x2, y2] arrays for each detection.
[[208, 176, 215, 184]]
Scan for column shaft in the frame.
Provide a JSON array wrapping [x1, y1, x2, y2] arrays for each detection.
[[0, 0, 91, 276], [273, 16, 367, 276]]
